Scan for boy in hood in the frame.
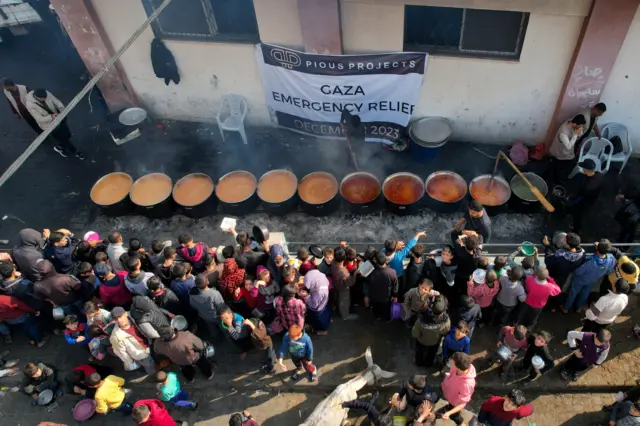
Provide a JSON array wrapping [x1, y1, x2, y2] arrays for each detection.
[[562, 239, 616, 313], [177, 233, 209, 274], [381, 231, 426, 280], [12, 228, 47, 282], [412, 296, 450, 367], [125, 257, 154, 296], [438, 352, 477, 425], [43, 229, 78, 274], [542, 232, 585, 289], [132, 399, 177, 425], [33, 259, 83, 315]]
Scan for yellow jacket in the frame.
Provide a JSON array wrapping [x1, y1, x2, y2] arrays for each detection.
[[608, 255, 639, 287], [94, 375, 126, 414]]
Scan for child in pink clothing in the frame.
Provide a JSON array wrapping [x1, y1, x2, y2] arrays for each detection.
[[467, 269, 500, 326], [438, 352, 476, 425], [517, 266, 561, 330]]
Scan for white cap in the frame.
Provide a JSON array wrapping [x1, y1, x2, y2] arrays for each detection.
[[472, 269, 486, 284]]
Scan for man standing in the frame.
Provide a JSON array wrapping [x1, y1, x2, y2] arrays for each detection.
[[453, 201, 491, 243], [576, 102, 607, 149], [367, 252, 399, 321], [109, 307, 156, 374], [549, 114, 586, 182], [25, 88, 85, 160], [565, 159, 605, 233], [2, 79, 41, 134], [331, 246, 358, 321]]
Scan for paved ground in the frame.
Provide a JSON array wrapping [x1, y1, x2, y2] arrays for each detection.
[[1, 9, 640, 426]]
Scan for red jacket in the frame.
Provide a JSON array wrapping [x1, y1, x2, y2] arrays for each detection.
[[133, 400, 176, 426], [0, 295, 36, 321], [524, 275, 561, 308], [99, 271, 132, 307]]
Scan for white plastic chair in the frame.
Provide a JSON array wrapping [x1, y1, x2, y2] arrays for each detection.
[[216, 94, 248, 145], [568, 137, 613, 178], [601, 122, 633, 174]]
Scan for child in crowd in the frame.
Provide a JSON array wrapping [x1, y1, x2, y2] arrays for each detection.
[[438, 352, 477, 426], [124, 256, 154, 296], [297, 247, 317, 276], [177, 233, 210, 274], [64, 315, 89, 346], [442, 320, 471, 371], [561, 329, 611, 381], [132, 399, 177, 425], [403, 278, 440, 326], [88, 324, 113, 361], [412, 296, 450, 368], [518, 266, 561, 330], [84, 301, 112, 329], [244, 317, 277, 374], [345, 247, 358, 273], [467, 269, 500, 326], [94, 263, 132, 310], [147, 240, 167, 270], [153, 371, 197, 409], [495, 325, 528, 380], [277, 324, 318, 382], [256, 266, 280, 322], [85, 372, 132, 415], [389, 374, 439, 420], [65, 364, 113, 396], [477, 257, 489, 271], [495, 266, 526, 326], [455, 295, 481, 339], [155, 246, 177, 287], [490, 255, 508, 277], [171, 262, 196, 308], [22, 361, 60, 404], [219, 306, 252, 359], [229, 411, 260, 426], [240, 275, 262, 314], [476, 389, 534, 426], [147, 276, 184, 316], [521, 330, 554, 385], [318, 248, 334, 277], [508, 247, 539, 276]]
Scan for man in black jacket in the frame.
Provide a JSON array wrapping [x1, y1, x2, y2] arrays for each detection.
[[542, 232, 585, 289], [566, 159, 604, 233], [367, 252, 399, 321]]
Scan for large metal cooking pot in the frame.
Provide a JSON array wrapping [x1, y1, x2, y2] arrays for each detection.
[[172, 173, 217, 218], [298, 172, 340, 217], [469, 174, 511, 216], [215, 171, 259, 216], [382, 172, 425, 216], [257, 170, 299, 215], [340, 171, 381, 214], [130, 173, 175, 218], [90, 172, 134, 216], [509, 172, 549, 213], [424, 171, 467, 214]]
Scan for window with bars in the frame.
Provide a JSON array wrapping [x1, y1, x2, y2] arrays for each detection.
[[404, 5, 528, 60], [141, 0, 260, 43]]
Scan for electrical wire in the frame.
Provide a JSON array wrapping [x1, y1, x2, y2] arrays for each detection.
[[0, 0, 175, 189]]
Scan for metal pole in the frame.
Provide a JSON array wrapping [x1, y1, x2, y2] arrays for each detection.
[[0, 0, 175, 189]]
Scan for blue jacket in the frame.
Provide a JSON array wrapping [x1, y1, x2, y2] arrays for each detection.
[[279, 332, 313, 360], [572, 253, 616, 288], [43, 238, 78, 274], [64, 323, 89, 345], [383, 237, 418, 277], [442, 327, 470, 359]]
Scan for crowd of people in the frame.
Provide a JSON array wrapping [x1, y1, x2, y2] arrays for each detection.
[[0, 198, 638, 425]]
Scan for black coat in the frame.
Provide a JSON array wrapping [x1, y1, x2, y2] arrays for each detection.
[[151, 38, 180, 85]]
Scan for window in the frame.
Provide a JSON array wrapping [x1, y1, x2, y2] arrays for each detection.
[[404, 5, 528, 60], [142, 0, 260, 42]]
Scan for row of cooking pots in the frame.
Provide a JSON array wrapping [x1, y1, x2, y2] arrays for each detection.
[[89, 169, 547, 218]]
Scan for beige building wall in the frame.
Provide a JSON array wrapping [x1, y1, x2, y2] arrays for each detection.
[[600, 6, 640, 152], [90, 0, 303, 124], [341, 0, 588, 144]]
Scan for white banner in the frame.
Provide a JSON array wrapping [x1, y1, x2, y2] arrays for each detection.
[[256, 43, 428, 144]]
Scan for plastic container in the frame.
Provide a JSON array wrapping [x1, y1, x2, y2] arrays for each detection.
[[409, 117, 452, 163], [521, 242, 536, 256]]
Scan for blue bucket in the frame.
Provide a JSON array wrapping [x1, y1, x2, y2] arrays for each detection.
[[409, 117, 452, 163]]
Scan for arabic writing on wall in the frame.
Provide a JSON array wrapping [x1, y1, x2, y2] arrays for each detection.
[[567, 65, 606, 109]]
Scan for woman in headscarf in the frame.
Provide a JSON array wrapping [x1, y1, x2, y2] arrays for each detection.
[[218, 258, 247, 316], [300, 270, 331, 335], [267, 244, 287, 287], [12, 228, 46, 282], [269, 284, 305, 335]]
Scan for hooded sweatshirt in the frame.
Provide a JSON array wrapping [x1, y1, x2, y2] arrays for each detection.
[[33, 260, 82, 306], [572, 254, 616, 289], [129, 296, 171, 339], [544, 246, 586, 288], [153, 330, 205, 366], [12, 229, 44, 282], [441, 364, 477, 406], [189, 286, 225, 324], [132, 399, 176, 426], [125, 271, 154, 296], [412, 312, 450, 347], [382, 237, 418, 277], [0, 276, 44, 309]]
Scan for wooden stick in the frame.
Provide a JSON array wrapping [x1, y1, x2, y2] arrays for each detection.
[[499, 152, 555, 213], [488, 152, 501, 191]]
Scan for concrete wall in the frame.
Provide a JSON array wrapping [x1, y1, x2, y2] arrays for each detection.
[[600, 6, 640, 151], [341, 0, 587, 144], [89, 0, 303, 123], [91, 0, 596, 144]]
